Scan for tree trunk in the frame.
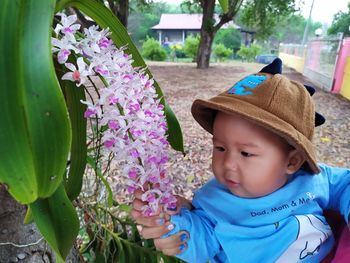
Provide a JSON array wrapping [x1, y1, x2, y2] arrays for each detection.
[[66, 7, 96, 29], [117, 0, 129, 28], [108, 0, 129, 28], [197, 0, 216, 69], [0, 185, 80, 263], [197, 29, 215, 69], [197, 0, 215, 69], [196, 0, 243, 69]]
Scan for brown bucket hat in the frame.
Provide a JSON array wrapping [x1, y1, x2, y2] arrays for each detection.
[[191, 58, 323, 174]]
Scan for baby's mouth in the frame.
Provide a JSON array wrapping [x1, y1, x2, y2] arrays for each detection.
[[225, 178, 239, 187]]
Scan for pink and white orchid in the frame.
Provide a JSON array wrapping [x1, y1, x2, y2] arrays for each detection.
[[52, 14, 177, 215], [52, 37, 79, 64], [54, 13, 81, 42], [62, 57, 92, 87]]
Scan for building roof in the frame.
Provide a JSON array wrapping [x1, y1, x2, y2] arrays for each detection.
[[152, 14, 240, 30]]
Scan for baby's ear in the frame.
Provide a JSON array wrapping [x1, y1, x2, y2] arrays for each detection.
[[286, 150, 305, 174]]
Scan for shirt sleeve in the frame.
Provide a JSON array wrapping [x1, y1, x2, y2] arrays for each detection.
[[323, 164, 350, 223], [164, 206, 221, 263]]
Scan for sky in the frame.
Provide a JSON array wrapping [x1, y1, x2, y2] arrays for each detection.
[[154, 0, 349, 25], [301, 0, 349, 24]]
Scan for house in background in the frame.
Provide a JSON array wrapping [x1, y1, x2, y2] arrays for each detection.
[[152, 14, 248, 46]]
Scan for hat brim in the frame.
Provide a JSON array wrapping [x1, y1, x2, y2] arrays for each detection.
[[191, 96, 320, 174]]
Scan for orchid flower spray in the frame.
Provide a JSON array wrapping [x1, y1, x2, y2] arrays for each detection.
[[52, 13, 177, 216]]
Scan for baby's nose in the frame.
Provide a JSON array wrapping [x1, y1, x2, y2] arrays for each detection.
[[223, 152, 238, 171]]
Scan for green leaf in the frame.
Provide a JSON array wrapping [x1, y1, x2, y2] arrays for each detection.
[[0, 0, 71, 203], [124, 240, 136, 263], [23, 207, 33, 224], [59, 76, 87, 200], [118, 204, 132, 213], [115, 237, 126, 263], [94, 252, 107, 263], [56, 0, 184, 153], [30, 184, 79, 261], [218, 0, 229, 14], [164, 101, 185, 153]]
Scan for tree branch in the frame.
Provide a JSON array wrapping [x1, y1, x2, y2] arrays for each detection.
[[213, 0, 244, 32], [107, 0, 116, 13], [66, 7, 96, 29]]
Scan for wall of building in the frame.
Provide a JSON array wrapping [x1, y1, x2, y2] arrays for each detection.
[[303, 39, 341, 92], [279, 37, 348, 97], [279, 53, 305, 73], [340, 57, 350, 100], [279, 44, 306, 73], [333, 37, 350, 93], [156, 30, 200, 45], [162, 30, 183, 44]]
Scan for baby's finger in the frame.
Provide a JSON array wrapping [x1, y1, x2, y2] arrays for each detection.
[[134, 183, 151, 199], [133, 189, 144, 200], [130, 209, 142, 221], [133, 189, 163, 214], [166, 196, 193, 215], [131, 198, 146, 222], [132, 198, 146, 212], [141, 222, 175, 239], [133, 214, 166, 227], [154, 231, 189, 250], [161, 243, 188, 256]]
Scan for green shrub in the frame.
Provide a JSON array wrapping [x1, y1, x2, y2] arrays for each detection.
[[237, 44, 262, 62], [214, 28, 241, 51], [174, 43, 186, 58], [213, 44, 233, 61], [183, 35, 200, 61], [141, 37, 167, 61], [174, 49, 186, 58], [169, 43, 186, 61]]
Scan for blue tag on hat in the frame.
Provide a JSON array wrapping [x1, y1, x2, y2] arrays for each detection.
[[228, 75, 267, 95]]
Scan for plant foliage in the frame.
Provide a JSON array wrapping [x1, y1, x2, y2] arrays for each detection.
[[214, 28, 242, 51], [142, 37, 168, 61], [213, 44, 233, 61], [1, 0, 184, 261], [238, 0, 298, 40], [237, 44, 261, 62], [327, 3, 350, 37], [184, 35, 200, 61]]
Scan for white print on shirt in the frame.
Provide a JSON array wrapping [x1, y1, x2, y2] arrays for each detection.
[[250, 192, 316, 218], [276, 215, 332, 263], [305, 192, 316, 200]]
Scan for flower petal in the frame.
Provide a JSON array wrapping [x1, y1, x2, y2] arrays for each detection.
[[61, 72, 73, 81], [64, 62, 76, 72]]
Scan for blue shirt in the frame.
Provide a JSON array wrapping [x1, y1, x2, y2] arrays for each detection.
[[167, 164, 350, 263]]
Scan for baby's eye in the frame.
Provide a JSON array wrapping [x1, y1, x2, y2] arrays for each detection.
[[241, 151, 254, 157], [215, 146, 225, 152]]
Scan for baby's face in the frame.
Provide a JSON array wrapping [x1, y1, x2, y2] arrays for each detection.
[[212, 112, 293, 198]]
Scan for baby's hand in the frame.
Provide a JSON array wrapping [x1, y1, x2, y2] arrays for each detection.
[[153, 230, 189, 256], [131, 189, 191, 255], [131, 188, 174, 238]]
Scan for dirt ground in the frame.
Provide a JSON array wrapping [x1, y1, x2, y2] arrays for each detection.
[[144, 61, 350, 198], [1, 61, 347, 262]]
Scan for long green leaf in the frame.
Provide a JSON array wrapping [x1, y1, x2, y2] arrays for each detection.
[[60, 76, 87, 200], [218, 0, 229, 14], [164, 101, 185, 154], [56, 0, 184, 153], [30, 184, 79, 262], [0, 0, 71, 203]]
